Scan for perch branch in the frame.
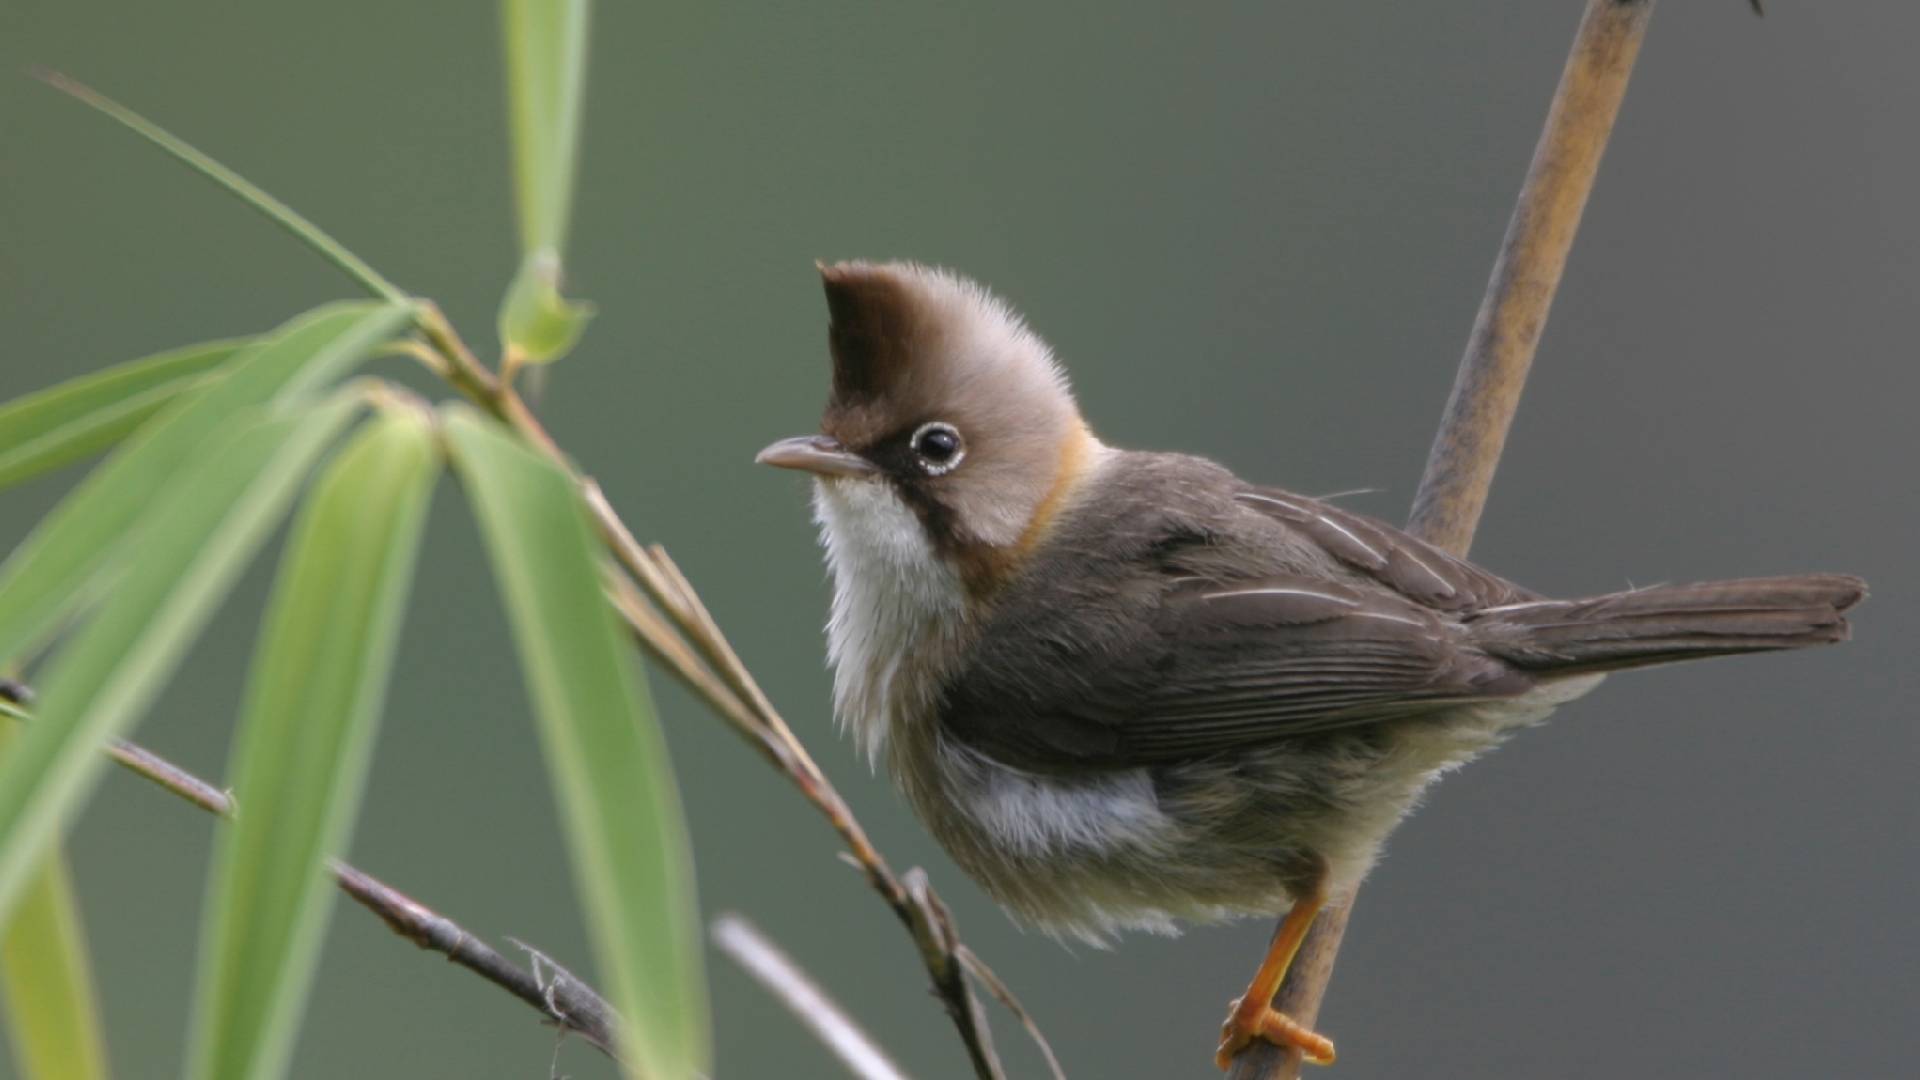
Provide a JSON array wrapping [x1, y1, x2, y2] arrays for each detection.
[[1226, 2, 1655, 1077], [712, 913, 910, 1080]]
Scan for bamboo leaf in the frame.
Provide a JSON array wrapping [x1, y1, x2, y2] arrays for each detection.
[[0, 338, 244, 492], [0, 302, 408, 670], [35, 71, 407, 305], [445, 406, 707, 1079], [187, 409, 438, 1080], [0, 727, 109, 1080], [0, 395, 362, 923], [501, 0, 590, 258], [498, 0, 594, 363]]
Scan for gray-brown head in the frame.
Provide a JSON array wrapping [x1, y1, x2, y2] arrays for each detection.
[[759, 261, 1102, 594]]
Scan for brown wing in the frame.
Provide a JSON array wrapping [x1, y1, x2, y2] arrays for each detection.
[[940, 571, 1538, 771], [936, 469, 1546, 772]]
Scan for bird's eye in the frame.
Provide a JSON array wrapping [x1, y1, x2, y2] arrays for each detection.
[[909, 421, 965, 474]]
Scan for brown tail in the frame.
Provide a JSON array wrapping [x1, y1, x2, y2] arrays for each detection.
[[1467, 574, 1866, 674]]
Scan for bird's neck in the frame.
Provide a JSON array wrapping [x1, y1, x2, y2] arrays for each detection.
[[1014, 418, 1101, 557]]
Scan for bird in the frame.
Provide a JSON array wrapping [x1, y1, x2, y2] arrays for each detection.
[[756, 260, 1865, 1070]]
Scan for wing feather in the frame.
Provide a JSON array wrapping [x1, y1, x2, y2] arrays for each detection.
[[941, 571, 1535, 770]]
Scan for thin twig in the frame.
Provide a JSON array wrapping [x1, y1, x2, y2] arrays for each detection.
[[956, 946, 1067, 1080], [899, 870, 1003, 1080], [2, 697, 622, 1065], [334, 862, 624, 1061], [4, 696, 233, 817], [712, 914, 910, 1080], [1227, 2, 1656, 1077], [105, 739, 232, 816]]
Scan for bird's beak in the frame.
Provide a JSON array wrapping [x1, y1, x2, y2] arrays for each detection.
[[755, 434, 877, 478]]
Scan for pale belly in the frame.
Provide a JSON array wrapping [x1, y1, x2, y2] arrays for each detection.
[[889, 675, 1605, 946]]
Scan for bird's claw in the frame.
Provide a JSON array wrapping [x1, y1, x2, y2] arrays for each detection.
[[1215, 995, 1336, 1070]]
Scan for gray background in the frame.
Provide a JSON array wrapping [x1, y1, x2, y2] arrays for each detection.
[[1, 2, 1914, 1078]]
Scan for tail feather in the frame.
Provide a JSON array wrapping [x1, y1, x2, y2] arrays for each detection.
[[1468, 574, 1866, 673]]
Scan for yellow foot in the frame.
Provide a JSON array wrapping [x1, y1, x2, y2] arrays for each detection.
[[1215, 996, 1336, 1070]]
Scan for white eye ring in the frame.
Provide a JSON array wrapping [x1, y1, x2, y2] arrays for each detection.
[[909, 421, 966, 475]]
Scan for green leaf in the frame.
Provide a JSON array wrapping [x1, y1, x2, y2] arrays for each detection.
[[500, 0, 591, 257], [0, 396, 362, 924], [0, 302, 408, 670], [445, 406, 707, 1079], [499, 0, 593, 363], [187, 409, 438, 1080], [499, 251, 594, 364], [0, 338, 244, 492], [36, 71, 407, 305], [0, 726, 109, 1080]]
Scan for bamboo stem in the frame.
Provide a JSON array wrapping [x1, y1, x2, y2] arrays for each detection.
[[1227, 2, 1655, 1076], [1406, 0, 1655, 554]]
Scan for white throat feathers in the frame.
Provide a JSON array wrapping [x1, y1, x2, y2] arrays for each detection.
[[812, 476, 968, 766]]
